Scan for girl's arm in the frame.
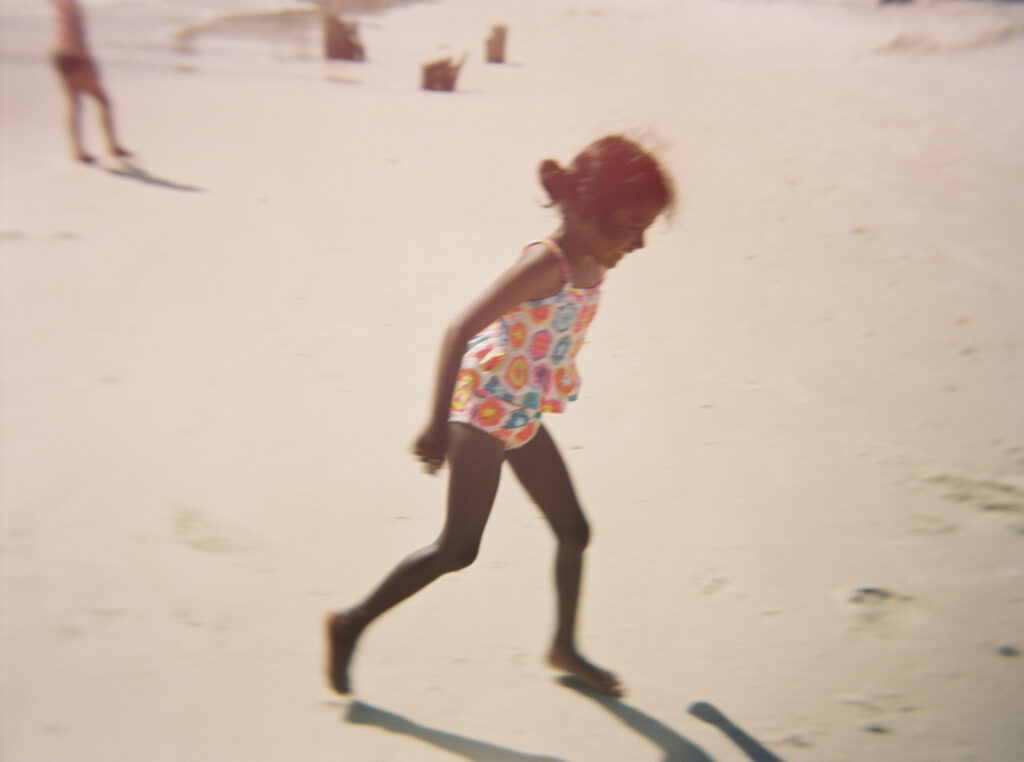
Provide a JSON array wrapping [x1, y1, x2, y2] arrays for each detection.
[[413, 245, 564, 470]]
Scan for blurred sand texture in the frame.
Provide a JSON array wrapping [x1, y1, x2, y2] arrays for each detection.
[[2, 0, 1023, 760]]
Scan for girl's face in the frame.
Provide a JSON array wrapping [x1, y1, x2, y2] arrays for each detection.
[[580, 200, 664, 269]]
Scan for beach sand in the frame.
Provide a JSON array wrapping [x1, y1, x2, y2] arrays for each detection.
[[2, 0, 1023, 759]]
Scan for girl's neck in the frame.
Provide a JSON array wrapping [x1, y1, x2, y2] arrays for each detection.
[[551, 228, 597, 263], [549, 228, 607, 287]]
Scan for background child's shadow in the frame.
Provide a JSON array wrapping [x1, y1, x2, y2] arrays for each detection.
[[344, 700, 568, 762], [101, 158, 203, 192]]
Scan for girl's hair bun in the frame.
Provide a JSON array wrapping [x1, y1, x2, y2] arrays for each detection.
[[539, 159, 571, 204], [542, 135, 675, 217]]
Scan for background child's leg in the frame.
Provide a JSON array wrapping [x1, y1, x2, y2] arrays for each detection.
[[505, 424, 623, 696], [58, 79, 89, 162], [81, 78, 129, 157], [327, 423, 505, 693]]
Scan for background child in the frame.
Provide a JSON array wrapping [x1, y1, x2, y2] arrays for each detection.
[[50, 0, 131, 163], [327, 135, 674, 698]]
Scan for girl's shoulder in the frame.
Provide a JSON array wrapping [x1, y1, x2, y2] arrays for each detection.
[[518, 239, 570, 282], [521, 239, 603, 291]]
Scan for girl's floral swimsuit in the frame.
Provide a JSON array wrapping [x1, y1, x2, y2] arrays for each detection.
[[448, 239, 601, 448]]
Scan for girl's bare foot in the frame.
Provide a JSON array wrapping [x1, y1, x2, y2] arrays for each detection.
[[75, 150, 95, 163], [111, 146, 132, 158], [325, 611, 364, 695], [548, 646, 624, 698]]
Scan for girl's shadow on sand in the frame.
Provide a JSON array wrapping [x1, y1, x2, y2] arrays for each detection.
[[342, 680, 785, 762], [557, 678, 714, 762], [558, 678, 786, 762], [345, 700, 565, 762]]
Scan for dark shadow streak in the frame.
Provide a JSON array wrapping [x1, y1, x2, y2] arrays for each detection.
[[688, 702, 787, 762], [102, 160, 203, 192], [344, 700, 568, 762], [557, 677, 716, 762]]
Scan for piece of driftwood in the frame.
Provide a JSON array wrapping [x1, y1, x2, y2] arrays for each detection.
[[421, 53, 466, 91], [323, 14, 364, 61], [485, 24, 507, 63]]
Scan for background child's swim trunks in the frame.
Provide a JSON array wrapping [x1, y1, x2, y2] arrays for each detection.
[[51, 51, 94, 77]]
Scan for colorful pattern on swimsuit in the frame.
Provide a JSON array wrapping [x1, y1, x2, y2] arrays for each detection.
[[448, 239, 601, 447]]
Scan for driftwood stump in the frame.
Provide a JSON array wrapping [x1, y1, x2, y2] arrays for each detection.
[[421, 53, 466, 91], [485, 24, 507, 63], [323, 14, 364, 61]]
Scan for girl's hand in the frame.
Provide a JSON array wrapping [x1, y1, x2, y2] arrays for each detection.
[[412, 422, 447, 475]]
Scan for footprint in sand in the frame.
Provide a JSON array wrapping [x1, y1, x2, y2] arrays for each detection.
[[691, 568, 729, 596], [925, 449, 1024, 537], [879, 22, 1024, 54], [169, 503, 253, 556], [925, 474, 1024, 515], [0, 229, 27, 243], [837, 691, 919, 716], [905, 513, 958, 535], [837, 691, 920, 736], [844, 587, 924, 633]]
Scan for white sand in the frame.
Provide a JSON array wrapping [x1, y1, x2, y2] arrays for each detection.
[[2, 0, 1023, 759]]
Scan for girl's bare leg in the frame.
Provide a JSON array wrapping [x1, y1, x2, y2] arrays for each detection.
[[506, 425, 623, 697], [327, 423, 505, 694]]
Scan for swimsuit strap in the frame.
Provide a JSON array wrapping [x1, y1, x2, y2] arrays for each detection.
[[537, 238, 572, 285]]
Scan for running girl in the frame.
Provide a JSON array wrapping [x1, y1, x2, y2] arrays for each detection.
[[327, 135, 675, 698]]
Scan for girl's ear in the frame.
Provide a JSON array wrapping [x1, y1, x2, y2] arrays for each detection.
[[562, 203, 594, 230], [561, 208, 587, 236]]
